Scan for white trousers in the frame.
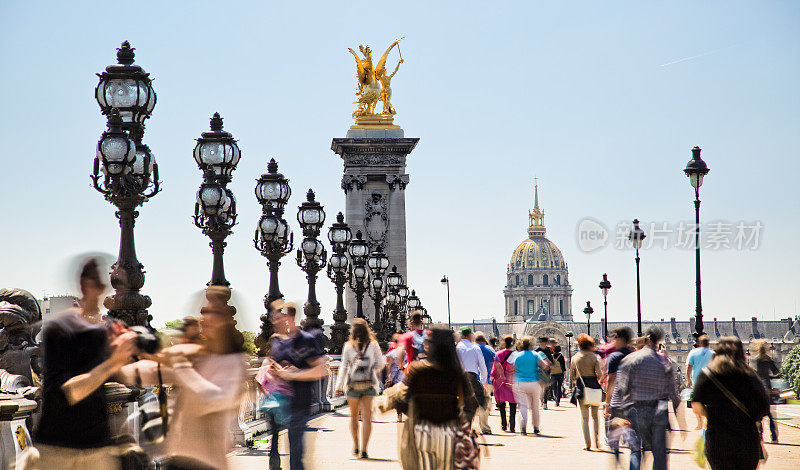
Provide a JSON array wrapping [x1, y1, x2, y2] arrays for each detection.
[[512, 381, 542, 430]]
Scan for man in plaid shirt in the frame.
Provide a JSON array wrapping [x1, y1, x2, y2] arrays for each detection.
[[613, 327, 680, 470]]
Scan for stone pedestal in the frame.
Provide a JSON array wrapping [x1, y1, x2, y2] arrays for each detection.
[[332, 128, 418, 324], [0, 394, 37, 470]]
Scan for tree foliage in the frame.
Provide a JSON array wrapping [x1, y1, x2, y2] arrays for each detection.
[[164, 319, 184, 329], [242, 330, 259, 356], [781, 344, 800, 396]]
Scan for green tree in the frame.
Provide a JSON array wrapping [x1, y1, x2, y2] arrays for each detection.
[[164, 319, 184, 329], [781, 344, 800, 397], [242, 330, 259, 356]]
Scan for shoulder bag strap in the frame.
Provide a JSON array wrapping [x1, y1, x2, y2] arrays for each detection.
[[702, 367, 750, 418]]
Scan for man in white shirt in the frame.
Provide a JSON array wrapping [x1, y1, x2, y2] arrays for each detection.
[[456, 327, 487, 425]]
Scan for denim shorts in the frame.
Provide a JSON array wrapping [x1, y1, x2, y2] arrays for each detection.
[[347, 387, 377, 398]]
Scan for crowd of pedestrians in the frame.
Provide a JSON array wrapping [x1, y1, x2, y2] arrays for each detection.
[[16, 258, 788, 470]]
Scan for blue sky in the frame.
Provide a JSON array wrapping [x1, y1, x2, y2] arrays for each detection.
[[1, 1, 798, 331]]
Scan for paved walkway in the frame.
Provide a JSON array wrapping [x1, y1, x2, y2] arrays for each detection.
[[230, 402, 800, 469]]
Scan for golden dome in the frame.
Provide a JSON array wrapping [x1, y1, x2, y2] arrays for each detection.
[[510, 236, 565, 272], [509, 181, 566, 271]]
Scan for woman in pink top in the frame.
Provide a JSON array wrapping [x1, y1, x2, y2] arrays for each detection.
[[123, 296, 246, 470], [491, 335, 517, 432]]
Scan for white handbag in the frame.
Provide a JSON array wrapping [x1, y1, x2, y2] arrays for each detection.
[[578, 374, 603, 406]]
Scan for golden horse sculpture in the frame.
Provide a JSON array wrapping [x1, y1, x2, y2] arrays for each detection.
[[348, 38, 404, 123]]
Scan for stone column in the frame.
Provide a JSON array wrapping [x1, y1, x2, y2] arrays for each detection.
[[332, 128, 419, 324]]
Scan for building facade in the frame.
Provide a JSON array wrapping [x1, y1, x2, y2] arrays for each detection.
[[504, 183, 573, 322], [37, 295, 78, 321]]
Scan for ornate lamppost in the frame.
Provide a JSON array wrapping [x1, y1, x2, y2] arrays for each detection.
[[382, 266, 404, 338], [684, 147, 710, 339], [254, 159, 293, 345], [565, 331, 574, 382], [92, 41, 159, 327], [407, 289, 421, 314], [347, 231, 370, 319], [599, 273, 612, 340], [193, 113, 240, 289], [397, 283, 409, 331], [327, 212, 352, 354], [629, 219, 646, 337], [583, 301, 594, 338], [296, 190, 327, 331], [367, 246, 390, 331], [441, 275, 452, 329]]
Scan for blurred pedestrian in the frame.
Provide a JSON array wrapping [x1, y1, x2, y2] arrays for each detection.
[[335, 318, 385, 458], [269, 301, 328, 470], [536, 337, 554, 409], [398, 311, 429, 372], [31, 258, 137, 470], [613, 327, 680, 470], [179, 316, 201, 344], [692, 337, 770, 470], [550, 345, 566, 406], [489, 337, 500, 351], [122, 291, 247, 470], [751, 339, 779, 442], [402, 328, 477, 470], [491, 335, 517, 433], [603, 327, 634, 440], [511, 336, 549, 435], [686, 335, 714, 429], [456, 327, 487, 425], [474, 332, 496, 434], [569, 334, 603, 450]]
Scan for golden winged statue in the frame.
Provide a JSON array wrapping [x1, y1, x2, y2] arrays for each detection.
[[348, 38, 404, 124]]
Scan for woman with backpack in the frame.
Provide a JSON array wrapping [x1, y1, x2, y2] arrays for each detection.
[[335, 318, 385, 459], [550, 345, 566, 407], [510, 336, 550, 435], [491, 335, 517, 432]]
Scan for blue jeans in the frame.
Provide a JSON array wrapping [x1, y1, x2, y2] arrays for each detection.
[[627, 403, 668, 470], [288, 404, 310, 470]]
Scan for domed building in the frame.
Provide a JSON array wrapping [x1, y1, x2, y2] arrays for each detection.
[[504, 183, 573, 322]]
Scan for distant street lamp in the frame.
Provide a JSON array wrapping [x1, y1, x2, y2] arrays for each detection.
[[441, 275, 451, 329], [347, 231, 370, 319], [254, 159, 293, 345], [92, 42, 160, 327], [599, 273, 612, 340], [629, 219, 646, 337], [684, 146, 710, 339], [397, 283, 409, 331], [193, 113, 240, 288], [367, 246, 390, 333], [583, 301, 594, 338], [296, 190, 327, 331], [326, 212, 352, 353]]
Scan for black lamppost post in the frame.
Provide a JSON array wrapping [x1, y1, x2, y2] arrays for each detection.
[[296, 190, 327, 331], [367, 247, 390, 334], [441, 275, 452, 329], [327, 212, 352, 354], [684, 147, 710, 339], [583, 301, 594, 338], [347, 231, 370, 319], [92, 41, 159, 327], [599, 273, 612, 340], [254, 159, 293, 346], [192, 113, 240, 289], [629, 219, 646, 337], [565, 331, 574, 383]]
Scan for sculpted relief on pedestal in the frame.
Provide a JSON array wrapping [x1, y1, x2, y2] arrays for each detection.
[[364, 191, 389, 248]]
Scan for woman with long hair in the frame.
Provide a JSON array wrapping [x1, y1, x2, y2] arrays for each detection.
[[511, 336, 550, 435], [568, 334, 603, 450], [490, 335, 517, 432], [402, 327, 477, 469], [692, 337, 770, 470], [334, 318, 385, 459]]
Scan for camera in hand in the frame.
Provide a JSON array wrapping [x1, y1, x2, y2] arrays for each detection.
[[131, 326, 160, 354]]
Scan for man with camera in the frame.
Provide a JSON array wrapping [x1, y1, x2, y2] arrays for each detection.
[[32, 259, 138, 470]]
